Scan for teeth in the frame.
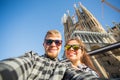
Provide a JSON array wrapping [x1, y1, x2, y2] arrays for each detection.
[[69, 53, 76, 56], [49, 49, 57, 52]]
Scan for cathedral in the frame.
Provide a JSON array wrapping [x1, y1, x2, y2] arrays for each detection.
[[62, 2, 120, 78]]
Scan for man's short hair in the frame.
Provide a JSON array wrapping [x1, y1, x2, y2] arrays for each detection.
[[44, 30, 62, 40]]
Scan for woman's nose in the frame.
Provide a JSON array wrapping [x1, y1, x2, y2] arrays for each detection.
[[69, 47, 74, 50]]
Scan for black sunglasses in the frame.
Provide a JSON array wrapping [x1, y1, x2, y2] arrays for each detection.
[[45, 39, 62, 46], [65, 45, 81, 50]]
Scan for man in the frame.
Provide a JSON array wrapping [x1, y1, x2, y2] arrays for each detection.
[[43, 29, 62, 60], [0, 30, 98, 80]]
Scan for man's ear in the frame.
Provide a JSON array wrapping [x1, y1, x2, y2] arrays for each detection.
[[43, 42, 46, 47]]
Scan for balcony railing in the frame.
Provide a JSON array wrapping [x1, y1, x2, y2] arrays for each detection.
[[88, 41, 120, 55]]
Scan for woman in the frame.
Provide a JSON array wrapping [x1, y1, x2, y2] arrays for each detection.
[[64, 37, 100, 78]]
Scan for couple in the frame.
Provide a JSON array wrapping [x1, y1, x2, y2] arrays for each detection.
[[0, 30, 100, 80]]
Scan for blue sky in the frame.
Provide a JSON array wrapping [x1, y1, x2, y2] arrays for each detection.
[[0, 0, 120, 60]]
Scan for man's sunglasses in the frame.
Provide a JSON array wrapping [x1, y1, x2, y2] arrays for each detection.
[[45, 39, 62, 46], [65, 45, 81, 50]]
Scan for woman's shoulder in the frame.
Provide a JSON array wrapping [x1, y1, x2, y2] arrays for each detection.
[[78, 64, 99, 78]]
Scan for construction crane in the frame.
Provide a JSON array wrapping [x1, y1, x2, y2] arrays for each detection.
[[101, 0, 120, 13]]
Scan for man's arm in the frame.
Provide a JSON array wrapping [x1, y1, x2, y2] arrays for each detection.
[[0, 51, 37, 80]]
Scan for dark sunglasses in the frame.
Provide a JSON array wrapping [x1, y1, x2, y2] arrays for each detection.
[[65, 45, 81, 50], [45, 39, 62, 46]]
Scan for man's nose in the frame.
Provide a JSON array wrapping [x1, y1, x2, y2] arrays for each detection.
[[51, 42, 56, 46]]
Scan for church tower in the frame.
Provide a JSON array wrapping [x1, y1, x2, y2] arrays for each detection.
[[62, 2, 120, 78]]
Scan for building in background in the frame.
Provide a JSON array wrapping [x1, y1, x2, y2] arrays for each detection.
[[62, 2, 120, 79], [107, 22, 120, 42]]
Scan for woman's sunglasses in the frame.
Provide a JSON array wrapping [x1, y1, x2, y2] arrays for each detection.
[[65, 45, 81, 50], [45, 39, 62, 46]]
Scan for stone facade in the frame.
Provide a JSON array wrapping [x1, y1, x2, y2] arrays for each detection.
[[62, 3, 120, 78]]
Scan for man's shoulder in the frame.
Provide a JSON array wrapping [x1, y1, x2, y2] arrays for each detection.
[[60, 59, 71, 65], [20, 51, 45, 61], [24, 51, 43, 58]]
